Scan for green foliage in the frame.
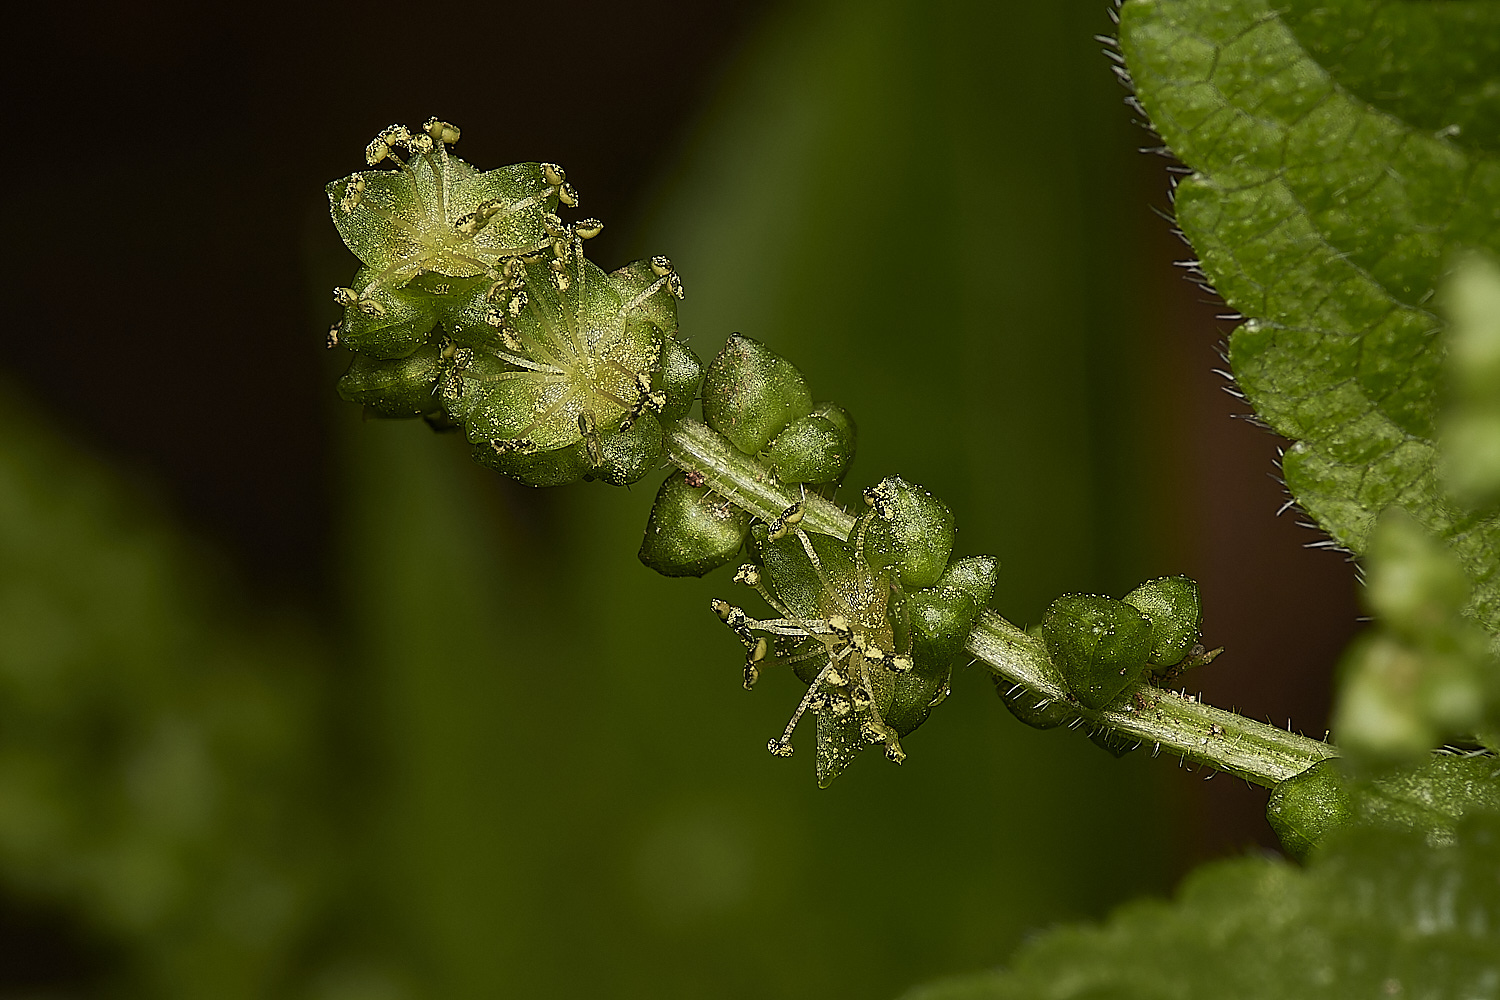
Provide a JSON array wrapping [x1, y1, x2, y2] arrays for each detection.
[[0, 386, 329, 997], [1440, 255, 1500, 507], [1121, 0, 1500, 632], [1268, 755, 1500, 861], [901, 810, 1500, 1000], [904, 2, 1500, 994], [1332, 511, 1496, 760]]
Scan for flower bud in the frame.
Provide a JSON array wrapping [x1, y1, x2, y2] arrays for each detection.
[[765, 403, 856, 485], [862, 475, 955, 589], [336, 344, 442, 417], [1122, 574, 1202, 667], [1041, 594, 1154, 710], [639, 472, 753, 577], [337, 269, 441, 359], [702, 334, 813, 454], [1266, 759, 1351, 861]]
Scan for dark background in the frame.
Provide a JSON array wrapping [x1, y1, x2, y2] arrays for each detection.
[[0, 1, 1360, 995]]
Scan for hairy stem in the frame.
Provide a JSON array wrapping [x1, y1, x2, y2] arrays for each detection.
[[664, 416, 1337, 787]]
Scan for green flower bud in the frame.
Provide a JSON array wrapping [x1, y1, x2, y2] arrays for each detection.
[[335, 267, 441, 359], [336, 343, 443, 417], [655, 337, 703, 424], [473, 438, 592, 488], [765, 402, 856, 485], [1266, 759, 1350, 861], [885, 555, 998, 736], [592, 413, 663, 487], [639, 472, 752, 577], [906, 556, 998, 670], [1041, 594, 1154, 710], [702, 334, 813, 454], [1122, 574, 1202, 667], [862, 475, 955, 589]]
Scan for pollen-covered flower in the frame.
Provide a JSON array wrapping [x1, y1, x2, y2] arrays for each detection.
[[326, 119, 567, 358], [437, 244, 696, 486], [712, 477, 996, 786]]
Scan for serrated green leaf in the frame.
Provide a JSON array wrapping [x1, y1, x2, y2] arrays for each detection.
[[902, 809, 1500, 1000], [1121, 0, 1500, 632]]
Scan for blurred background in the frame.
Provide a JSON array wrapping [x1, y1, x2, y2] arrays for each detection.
[[0, 0, 1361, 996]]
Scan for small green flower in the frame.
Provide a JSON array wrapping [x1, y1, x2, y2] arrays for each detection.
[[439, 244, 685, 485], [328, 120, 563, 301], [711, 479, 994, 786]]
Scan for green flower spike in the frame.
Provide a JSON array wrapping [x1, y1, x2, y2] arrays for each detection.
[[710, 484, 994, 786], [441, 240, 688, 486], [326, 118, 566, 356]]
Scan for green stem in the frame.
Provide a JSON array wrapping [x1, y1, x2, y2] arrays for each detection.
[[664, 416, 1337, 787]]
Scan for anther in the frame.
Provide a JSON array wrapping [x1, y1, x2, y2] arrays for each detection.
[[733, 564, 762, 588], [340, 176, 365, 212], [826, 614, 852, 639], [888, 654, 914, 674], [423, 118, 461, 144], [573, 218, 604, 240], [650, 255, 673, 277], [325, 322, 341, 349], [667, 273, 685, 299], [541, 163, 567, 187], [333, 287, 359, 307], [558, 182, 580, 207], [767, 739, 794, 758]]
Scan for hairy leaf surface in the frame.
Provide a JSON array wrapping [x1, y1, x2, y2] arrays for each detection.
[[901, 810, 1500, 1000], [1120, 0, 1500, 630]]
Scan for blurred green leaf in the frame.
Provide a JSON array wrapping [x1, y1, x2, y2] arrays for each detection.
[[1440, 254, 1500, 507], [1121, 0, 1500, 630], [0, 384, 331, 997], [900, 807, 1500, 1000]]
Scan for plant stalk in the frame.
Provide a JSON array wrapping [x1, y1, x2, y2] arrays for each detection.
[[665, 416, 1337, 787]]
